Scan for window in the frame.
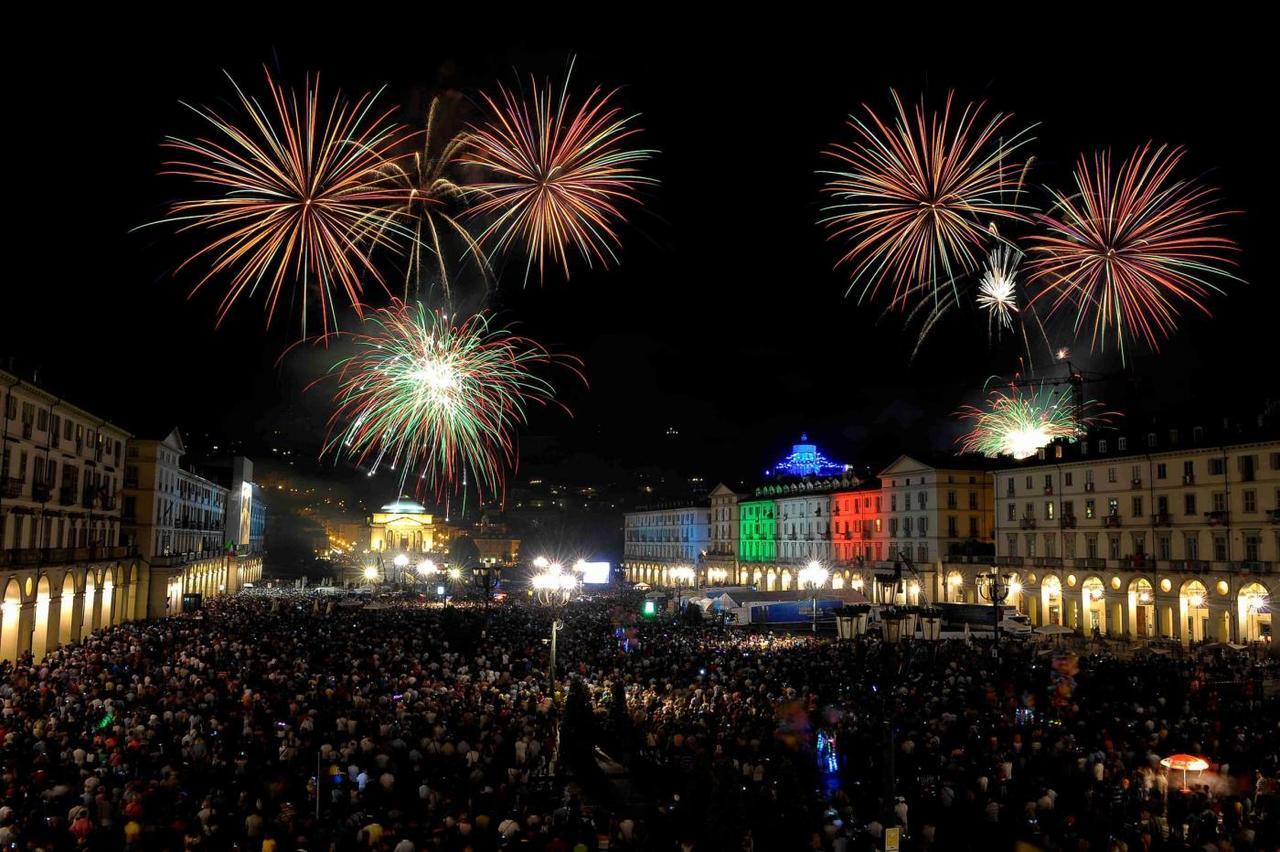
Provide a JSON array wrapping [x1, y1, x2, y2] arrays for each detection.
[[1183, 460, 1194, 481], [1007, 503, 1016, 522], [1007, 535, 1018, 557], [919, 516, 929, 535], [1108, 498, 1119, 516], [947, 491, 957, 509], [1212, 492, 1226, 513], [1147, 432, 1157, 448], [1006, 479, 1015, 497], [1085, 500, 1096, 519], [1271, 452, 1280, 470], [1063, 500, 1075, 519], [1044, 474, 1053, 492], [917, 492, 927, 510], [890, 518, 898, 537], [1118, 437, 1128, 451], [1108, 536, 1121, 559], [1245, 533, 1261, 562], [904, 517, 913, 536], [968, 516, 978, 538], [1131, 465, 1142, 483], [969, 492, 977, 510], [1244, 490, 1257, 513], [1025, 534, 1036, 557], [1086, 534, 1098, 558], [1098, 440, 1108, 453], [1213, 536, 1227, 561], [1184, 494, 1197, 516], [1064, 472, 1074, 487], [891, 495, 897, 512], [1185, 533, 1199, 560], [1026, 476, 1033, 490], [1064, 536, 1076, 559], [947, 516, 958, 537], [1132, 496, 1143, 518], [1157, 535, 1171, 560], [1209, 457, 1225, 476], [1045, 501, 1055, 520], [1025, 502, 1034, 520], [1107, 467, 1117, 483], [1156, 463, 1167, 480], [1157, 495, 1168, 515]]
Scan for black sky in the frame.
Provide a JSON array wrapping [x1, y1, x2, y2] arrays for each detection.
[[6, 16, 1277, 491]]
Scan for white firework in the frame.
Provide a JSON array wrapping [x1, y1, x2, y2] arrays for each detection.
[[976, 245, 1021, 334]]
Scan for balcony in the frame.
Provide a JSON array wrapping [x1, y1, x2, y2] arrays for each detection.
[[1043, 485, 1054, 496], [1031, 556, 1064, 568], [1183, 474, 1195, 485], [59, 487, 76, 506], [1103, 514, 1122, 528], [1266, 509, 1280, 524], [1205, 510, 1229, 526], [1152, 512, 1172, 527], [1019, 517, 1037, 530], [1, 477, 24, 499], [0, 544, 135, 567], [1074, 557, 1107, 569], [1167, 559, 1211, 572], [1084, 481, 1096, 492], [1233, 560, 1274, 573], [1059, 515, 1077, 529], [1131, 479, 1143, 490]]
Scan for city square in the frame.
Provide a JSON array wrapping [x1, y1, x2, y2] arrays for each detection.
[[3, 19, 1278, 852]]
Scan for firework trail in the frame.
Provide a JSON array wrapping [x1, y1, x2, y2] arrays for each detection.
[[324, 301, 580, 499], [462, 59, 656, 282], [1026, 142, 1239, 362], [819, 90, 1035, 312], [151, 68, 410, 338]]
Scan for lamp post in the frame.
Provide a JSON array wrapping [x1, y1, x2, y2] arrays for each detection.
[[393, 553, 410, 584], [532, 563, 577, 703], [978, 571, 1017, 655], [798, 560, 829, 635]]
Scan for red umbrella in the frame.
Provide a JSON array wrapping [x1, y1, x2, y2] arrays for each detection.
[[1161, 753, 1209, 791]]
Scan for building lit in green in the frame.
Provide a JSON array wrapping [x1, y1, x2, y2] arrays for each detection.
[[739, 498, 776, 562]]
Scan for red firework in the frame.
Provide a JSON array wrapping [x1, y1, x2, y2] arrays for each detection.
[[1026, 143, 1239, 360], [818, 90, 1034, 311]]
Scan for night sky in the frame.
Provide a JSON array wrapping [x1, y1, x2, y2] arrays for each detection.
[[7, 18, 1276, 493]]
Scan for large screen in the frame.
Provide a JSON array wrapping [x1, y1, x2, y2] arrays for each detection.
[[576, 561, 611, 585]]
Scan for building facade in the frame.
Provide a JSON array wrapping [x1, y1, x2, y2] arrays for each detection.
[[121, 429, 263, 616], [704, 483, 741, 584], [622, 503, 711, 585], [992, 427, 1278, 644], [0, 370, 139, 663], [830, 480, 884, 565]]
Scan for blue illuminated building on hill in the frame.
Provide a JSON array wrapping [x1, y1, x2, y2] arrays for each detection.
[[765, 434, 850, 478]]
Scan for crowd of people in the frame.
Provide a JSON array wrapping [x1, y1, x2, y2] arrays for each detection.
[[1, 586, 1278, 850]]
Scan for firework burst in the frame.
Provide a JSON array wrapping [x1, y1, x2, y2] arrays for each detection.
[[153, 68, 408, 338], [957, 383, 1102, 460], [975, 244, 1021, 335], [819, 91, 1035, 311], [324, 301, 579, 499], [462, 62, 656, 282], [1026, 143, 1240, 361], [363, 95, 491, 300]]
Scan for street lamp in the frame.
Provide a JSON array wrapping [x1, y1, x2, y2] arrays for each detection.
[[532, 566, 578, 703], [977, 571, 1017, 653], [363, 565, 378, 584], [416, 559, 437, 578], [798, 560, 829, 635], [670, 565, 695, 610]]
